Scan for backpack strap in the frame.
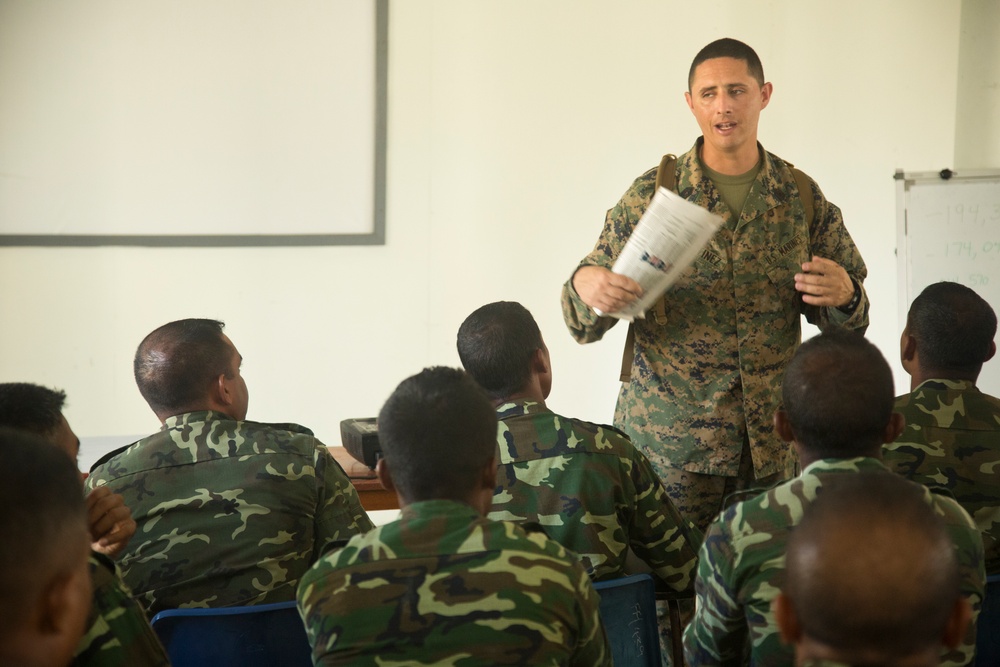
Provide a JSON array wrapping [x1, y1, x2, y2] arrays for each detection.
[[619, 154, 677, 383], [790, 167, 815, 229]]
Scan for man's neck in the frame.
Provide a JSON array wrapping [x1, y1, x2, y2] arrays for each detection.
[[910, 367, 979, 391], [699, 140, 760, 175], [494, 384, 546, 407]]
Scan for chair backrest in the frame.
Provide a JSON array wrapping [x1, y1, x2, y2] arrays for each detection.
[[975, 573, 1000, 666], [593, 574, 663, 667], [150, 600, 312, 667]]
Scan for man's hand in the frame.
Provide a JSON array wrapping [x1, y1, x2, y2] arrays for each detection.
[[86, 485, 136, 559], [573, 265, 643, 315], [794, 256, 854, 307]]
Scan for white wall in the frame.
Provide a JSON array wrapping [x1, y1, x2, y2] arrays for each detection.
[[0, 1, 971, 468], [955, 0, 1000, 169]]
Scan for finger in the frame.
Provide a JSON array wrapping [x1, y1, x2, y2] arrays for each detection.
[[90, 504, 132, 541]]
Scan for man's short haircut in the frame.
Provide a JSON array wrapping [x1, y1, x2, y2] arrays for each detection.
[[0, 427, 88, 632], [689, 37, 765, 90], [457, 301, 544, 401], [785, 473, 959, 660], [377, 367, 497, 504], [781, 327, 894, 458], [908, 281, 997, 375], [0, 382, 66, 437], [134, 318, 233, 416]]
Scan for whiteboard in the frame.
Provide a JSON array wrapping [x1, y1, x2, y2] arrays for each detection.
[[896, 169, 1000, 394], [0, 0, 387, 247]]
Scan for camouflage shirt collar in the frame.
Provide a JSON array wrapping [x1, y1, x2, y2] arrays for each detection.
[[914, 378, 977, 393], [162, 410, 234, 430], [800, 456, 889, 477], [495, 399, 550, 420], [401, 498, 482, 522]]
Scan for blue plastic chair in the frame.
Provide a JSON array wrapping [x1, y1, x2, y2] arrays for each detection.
[[150, 600, 312, 667], [975, 573, 1000, 666], [593, 573, 663, 667]]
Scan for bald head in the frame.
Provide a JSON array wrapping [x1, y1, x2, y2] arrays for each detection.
[[780, 473, 966, 664]]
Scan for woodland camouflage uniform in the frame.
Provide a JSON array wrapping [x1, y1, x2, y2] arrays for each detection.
[[561, 139, 869, 480], [883, 378, 1000, 574], [86, 410, 373, 614], [72, 552, 170, 667], [682, 457, 984, 667], [298, 499, 611, 667], [488, 398, 700, 590]]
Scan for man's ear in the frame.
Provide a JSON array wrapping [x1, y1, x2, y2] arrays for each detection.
[[481, 455, 498, 491], [375, 458, 395, 493], [210, 373, 232, 407], [986, 341, 997, 364], [759, 81, 773, 110], [772, 592, 801, 645], [774, 410, 795, 443], [531, 348, 549, 376], [901, 332, 918, 366], [942, 597, 972, 649], [883, 412, 906, 444]]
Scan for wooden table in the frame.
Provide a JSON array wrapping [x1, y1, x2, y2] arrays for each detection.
[[328, 446, 398, 511]]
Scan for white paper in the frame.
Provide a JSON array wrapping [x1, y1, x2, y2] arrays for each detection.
[[597, 187, 724, 321]]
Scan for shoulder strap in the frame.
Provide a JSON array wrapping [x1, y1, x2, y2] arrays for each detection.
[[620, 154, 677, 383], [790, 167, 815, 227]]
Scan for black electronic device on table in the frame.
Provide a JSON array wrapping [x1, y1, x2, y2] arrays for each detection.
[[340, 418, 381, 469]]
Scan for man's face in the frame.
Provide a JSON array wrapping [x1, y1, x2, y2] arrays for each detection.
[[685, 57, 771, 165], [221, 334, 250, 421]]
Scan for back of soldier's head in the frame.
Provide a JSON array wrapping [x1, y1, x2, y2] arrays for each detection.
[[0, 427, 91, 667], [134, 318, 233, 416], [782, 327, 894, 458], [457, 301, 544, 401], [908, 281, 997, 375], [377, 367, 497, 504], [783, 473, 962, 664]]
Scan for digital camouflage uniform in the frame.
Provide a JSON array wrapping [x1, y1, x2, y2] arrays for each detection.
[[72, 552, 170, 667], [297, 499, 611, 666], [682, 457, 985, 667], [883, 378, 1000, 574], [561, 140, 869, 482], [488, 399, 701, 590], [86, 410, 373, 615]]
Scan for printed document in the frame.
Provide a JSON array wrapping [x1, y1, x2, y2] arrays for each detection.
[[597, 187, 723, 321]]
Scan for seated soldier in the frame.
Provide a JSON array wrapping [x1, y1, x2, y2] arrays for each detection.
[[682, 327, 985, 667], [87, 318, 373, 614], [0, 382, 169, 667], [883, 281, 1000, 573], [774, 473, 970, 667], [297, 366, 611, 666], [0, 428, 92, 667]]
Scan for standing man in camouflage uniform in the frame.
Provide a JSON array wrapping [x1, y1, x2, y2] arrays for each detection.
[[457, 301, 700, 587], [774, 474, 971, 667], [561, 38, 869, 532], [883, 281, 1000, 574], [86, 318, 373, 615], [298, 367, 610, 666], [682, 328, 984, 667], [0, 382, 170, 667]]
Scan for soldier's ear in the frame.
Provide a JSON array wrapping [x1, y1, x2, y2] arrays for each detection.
[[772, 592, 801, 645], [943, 597, 972, 649], [774, 410, 795, 443], [883, 412, 906, 444], [375, 458, 395, 493], [985, 341, 997, 364]]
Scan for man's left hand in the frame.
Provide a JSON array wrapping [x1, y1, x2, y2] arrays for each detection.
[[87, 485, 137, 559], [794, 256, 854, 308]]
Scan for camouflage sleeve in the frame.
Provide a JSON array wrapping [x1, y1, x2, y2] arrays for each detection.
[[313, 443, 374, 553], [560, 170, 656, 344], [799, 172, 869, 333], [627, 449, 703, 593], [73, 553, 171, 667], [934, 494, 985, 667], [682, 518, 747, 666], [569, 560, 613, 667]]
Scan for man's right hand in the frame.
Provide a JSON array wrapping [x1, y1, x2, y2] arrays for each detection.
[[573, 265, 643, 315]]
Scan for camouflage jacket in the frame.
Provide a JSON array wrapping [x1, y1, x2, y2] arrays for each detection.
[[297, 499, 611, 666], [883, 379, 1000, 574], [682, 457, 984, 667], [561, 140, 869, 476], [488, 399, 701, 591], [73, 552, 170, 667], [85, 410, 373, 615]]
